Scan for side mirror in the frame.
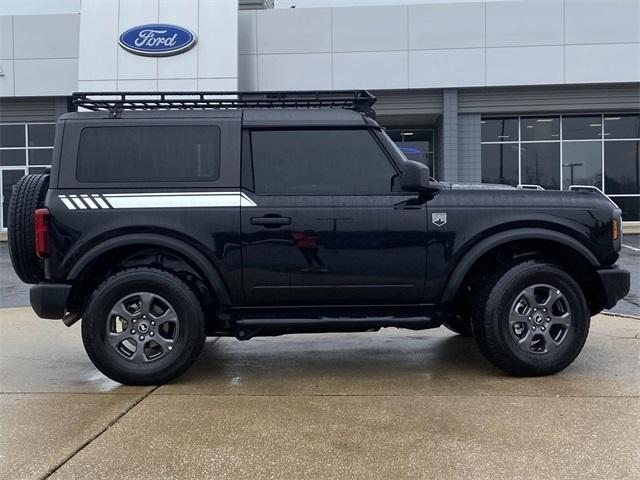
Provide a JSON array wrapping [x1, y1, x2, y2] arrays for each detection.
[[401, 160, 431, 192]]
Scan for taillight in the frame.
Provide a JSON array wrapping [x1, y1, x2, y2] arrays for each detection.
[[34, 208, 50, 258], [612, 218, 619, 241]]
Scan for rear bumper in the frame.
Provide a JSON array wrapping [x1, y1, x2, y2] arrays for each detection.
[[30, 283, 71, 319], [597, 266, 630, 309]]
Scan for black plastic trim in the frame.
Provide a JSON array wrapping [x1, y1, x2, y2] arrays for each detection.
[[30, 283, 72, 319], [597, 266, 630, 309], [66, 233, 232, 305], [442, 228, 601, 302]]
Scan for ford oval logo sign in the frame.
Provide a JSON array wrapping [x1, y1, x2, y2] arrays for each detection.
[[119, 24, 197, 57]]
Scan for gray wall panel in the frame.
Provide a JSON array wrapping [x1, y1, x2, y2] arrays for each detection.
[[458, 84, 640, 114], [13, 14, 80, 59], [372, 90, 443, 116], [0, 16, 13, 58]]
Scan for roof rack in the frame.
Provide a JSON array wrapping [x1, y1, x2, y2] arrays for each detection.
[[71, 90, 376, 118]]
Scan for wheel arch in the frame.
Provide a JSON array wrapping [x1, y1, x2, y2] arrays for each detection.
[[442, 228, 602, 308], [67, 233, 232, 307]]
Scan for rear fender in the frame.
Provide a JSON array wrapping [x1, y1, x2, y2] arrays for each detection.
[[67, 233, 231, 305]]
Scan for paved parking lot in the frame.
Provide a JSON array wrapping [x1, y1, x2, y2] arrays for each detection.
[[0, 307, 638, 479], [0, 238, 638, 479]]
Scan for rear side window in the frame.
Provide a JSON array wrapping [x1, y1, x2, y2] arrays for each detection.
[[77, 126, 220, 182], [251, 129, 396, 195]]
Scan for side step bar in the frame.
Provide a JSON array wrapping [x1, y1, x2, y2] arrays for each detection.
[[231, 316, 441, 340]]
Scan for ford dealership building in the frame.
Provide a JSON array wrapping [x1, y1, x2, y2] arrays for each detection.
[[0, 0, 639, 230]]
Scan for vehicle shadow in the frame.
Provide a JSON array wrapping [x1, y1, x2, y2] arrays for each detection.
[[168, 330, 505, 392]]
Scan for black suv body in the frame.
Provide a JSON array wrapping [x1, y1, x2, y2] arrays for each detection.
[[9, 91, 630, 385]]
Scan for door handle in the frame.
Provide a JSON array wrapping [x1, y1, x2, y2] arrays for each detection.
[[250, 215, 291, 228]]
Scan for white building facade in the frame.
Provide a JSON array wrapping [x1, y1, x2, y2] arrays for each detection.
[[0, 0, 639, 229]]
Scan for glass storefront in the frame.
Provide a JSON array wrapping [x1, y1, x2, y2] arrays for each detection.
[[0, 123, 55, 229], [482, 114, 640, 221]]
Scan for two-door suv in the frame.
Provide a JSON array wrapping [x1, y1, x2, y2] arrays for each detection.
[[8, 91, 630, 385]]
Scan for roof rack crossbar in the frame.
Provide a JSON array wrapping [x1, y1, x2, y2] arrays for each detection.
[[71, 90, 376, 117]]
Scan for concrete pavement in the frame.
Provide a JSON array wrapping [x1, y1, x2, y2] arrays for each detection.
[[0, 307, 638, 479]]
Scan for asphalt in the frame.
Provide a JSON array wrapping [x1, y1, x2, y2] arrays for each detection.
[[0, 307, 638, 479]]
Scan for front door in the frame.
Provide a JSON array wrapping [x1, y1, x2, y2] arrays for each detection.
[[241, 128, 427, 306]]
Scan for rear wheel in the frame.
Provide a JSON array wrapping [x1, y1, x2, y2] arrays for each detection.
[[472, 260, 589, 376], [82, 268, 206, 385], [7, 173, 50, 284]]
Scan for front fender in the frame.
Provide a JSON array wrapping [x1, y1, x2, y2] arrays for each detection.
[[440, 228, 600, 303]]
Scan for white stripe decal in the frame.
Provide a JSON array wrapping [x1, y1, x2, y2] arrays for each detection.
[[91, 194, 111, 209], [69, 196, 87, 210], [81, 195, 99, 209], [59, 195, 76, 210], [58, 192, 256, 210], [104, 193, 255, 209]]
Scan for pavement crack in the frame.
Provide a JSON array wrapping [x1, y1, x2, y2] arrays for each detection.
[[41, 385, 160, 479]]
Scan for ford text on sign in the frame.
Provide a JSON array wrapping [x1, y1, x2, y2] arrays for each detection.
[[119, 24, 197, 57]]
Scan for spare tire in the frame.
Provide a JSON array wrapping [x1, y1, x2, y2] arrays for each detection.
[[8, 174, 50, 284]]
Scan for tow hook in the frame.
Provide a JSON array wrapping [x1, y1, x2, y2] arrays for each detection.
[[235, 329, 255, 341], [62, 311, 82, 327]]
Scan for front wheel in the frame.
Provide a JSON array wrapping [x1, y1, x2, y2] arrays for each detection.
[[82, 268, 206, 385], [472, 260, 590, 376]]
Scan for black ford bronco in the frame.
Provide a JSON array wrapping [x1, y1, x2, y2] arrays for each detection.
[[8, 91, 630, 385]]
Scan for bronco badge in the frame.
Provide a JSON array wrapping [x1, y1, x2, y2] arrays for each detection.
[[432, 212, 447, 227]]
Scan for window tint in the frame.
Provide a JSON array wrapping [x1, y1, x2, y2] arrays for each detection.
[[77, 126, 220, 183], [562, 142, 602, 190], [604, 115, 640, 139], [0, 149, 26, 166], [28, 124, 55, 147], [251, 129, 396, 195], [613, 196, 640, 221], [562, 116, 602, 140], [481, 118, 518, 142], [481, 144, 519, 186], [520, 142, 560, 190], [28, 148, 53, 166], [605, 141, 640, 194], [0, 125, 25, 147], [521, 117, 559, 141]]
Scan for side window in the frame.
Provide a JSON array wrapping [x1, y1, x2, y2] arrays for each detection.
[[250, 129, 397, 195], [77, 125, 220, 182]]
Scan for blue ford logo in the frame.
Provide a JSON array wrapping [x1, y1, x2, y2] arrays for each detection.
[[119, 24, 197, 57]]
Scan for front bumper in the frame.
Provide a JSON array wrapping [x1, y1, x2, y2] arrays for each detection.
[[30, 283, 72, 319], [597, 266, 630, 309]]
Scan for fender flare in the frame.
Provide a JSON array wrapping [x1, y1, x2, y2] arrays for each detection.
[[441, 228, 600, 303], [67, 233, 232, 305]]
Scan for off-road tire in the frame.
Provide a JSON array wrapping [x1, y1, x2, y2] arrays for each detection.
[[82, 268, 206, 385], [7, 174, 50, 284], [472, 260, 589, 376]]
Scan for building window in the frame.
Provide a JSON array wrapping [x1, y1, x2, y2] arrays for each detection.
[[481, 114, 640, 221], [387, 129, 435, 177], [0, 122, 55, 230], [481, 144, 519, 186]]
